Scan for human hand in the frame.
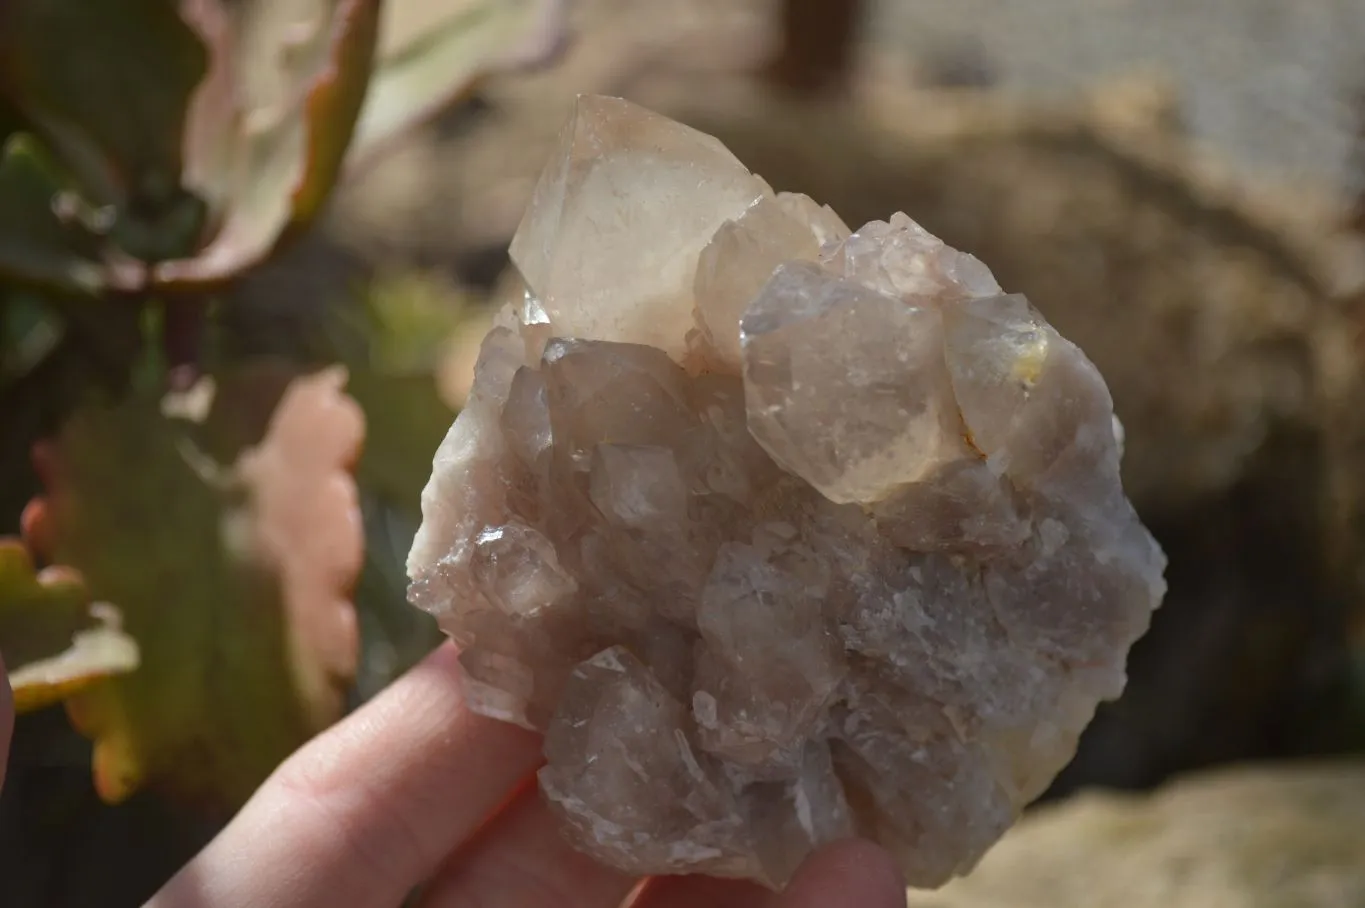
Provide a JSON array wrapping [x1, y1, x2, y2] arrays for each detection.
[[145, 643, 907, 908]]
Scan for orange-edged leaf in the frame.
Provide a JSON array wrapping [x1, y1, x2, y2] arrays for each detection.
[[50, 368, 364, 808], [345, 0, 568, 174], [291, 0, 383, 225], [0, 538, 139, 714], [229, 366, 365, 729], [9, 606, 139, 713], [153, 0, 381, 289]]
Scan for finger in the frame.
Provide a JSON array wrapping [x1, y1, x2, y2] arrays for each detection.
[[778, 839, 905, 908], [418, 782, 638, 908], [147, 642, 545, 908], [629, 874, 772, 908]]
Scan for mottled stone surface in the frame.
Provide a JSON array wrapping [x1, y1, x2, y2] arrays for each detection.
[[408, 94, 1167, 890], [903, 763, 1365, 908]]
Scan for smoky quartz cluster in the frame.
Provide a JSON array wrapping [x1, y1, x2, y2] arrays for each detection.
[[407, 95, 1166, 890]]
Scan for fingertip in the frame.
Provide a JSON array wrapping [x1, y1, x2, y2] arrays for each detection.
[[419, 637, 464, 674], [148, 639, 546, 908], [779, 838, 906, 908]]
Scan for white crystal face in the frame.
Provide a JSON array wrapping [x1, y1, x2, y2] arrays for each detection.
[[408, 95, 1167, 891], [509, 95, 771, 359]]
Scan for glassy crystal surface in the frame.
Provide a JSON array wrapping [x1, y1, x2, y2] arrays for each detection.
[[408, 95, 1167, 891]]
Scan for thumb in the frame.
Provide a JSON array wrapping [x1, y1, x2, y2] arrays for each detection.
[[777, 839, 906, 908]]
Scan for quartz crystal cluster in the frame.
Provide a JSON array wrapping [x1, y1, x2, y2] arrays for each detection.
[[407, 95, 1167, 890]]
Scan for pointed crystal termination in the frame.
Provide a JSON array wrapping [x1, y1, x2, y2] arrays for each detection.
[[509, 94, 772, 360], [693, 194, 849, 370], [408, 95, 1166, 891]]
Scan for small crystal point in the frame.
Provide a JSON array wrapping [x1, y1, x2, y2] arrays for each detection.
[[693, 542, 845, 769], [693, 195, 837, 369], [825, 212, 1002, 301], [741, 261, 970, 504], [409, 96, 1166, 892], [540, 646, 762, 879], [588, 443, 689, 529]]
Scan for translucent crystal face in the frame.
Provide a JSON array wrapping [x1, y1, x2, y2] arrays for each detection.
[[408, 95, 1167, 891]]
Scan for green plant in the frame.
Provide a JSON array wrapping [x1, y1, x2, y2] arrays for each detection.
[[0, 0, 561, 833]]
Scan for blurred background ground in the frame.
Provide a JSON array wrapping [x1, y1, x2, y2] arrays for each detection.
[[873, 0, 1365, 192], [325, 0, 1365, 292]]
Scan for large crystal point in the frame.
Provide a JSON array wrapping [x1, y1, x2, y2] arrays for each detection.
[[509, 95, 771, 359], [408, 96, 1167, 891]]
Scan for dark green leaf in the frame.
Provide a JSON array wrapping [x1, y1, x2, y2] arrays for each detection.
[[345, 368, 455, 509], [352, 494, 441, 700], [1, 290, 65, 384], [49, 371, 363, 808], [0, 134, 104, 293], [0, 0, 208, 210]]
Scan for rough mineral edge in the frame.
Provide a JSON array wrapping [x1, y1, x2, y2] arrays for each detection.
[[408, 94, 1167, 891]]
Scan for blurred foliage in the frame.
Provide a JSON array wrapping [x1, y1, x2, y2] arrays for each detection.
[[350, 0, 566, 170], [0, 539, 138, 715], [31, 371, 365, 806], [0, 0, 563, 903]]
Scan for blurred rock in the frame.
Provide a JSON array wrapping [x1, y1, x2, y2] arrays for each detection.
[[904, 762, 1365, 908], [871, 0, 1365, 192]]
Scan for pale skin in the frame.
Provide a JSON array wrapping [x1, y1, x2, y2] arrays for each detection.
[[0, 645, 907, 908]]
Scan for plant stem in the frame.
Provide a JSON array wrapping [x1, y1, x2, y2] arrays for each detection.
[[765, 0, 864, 97], [163, 295, 208, 390]]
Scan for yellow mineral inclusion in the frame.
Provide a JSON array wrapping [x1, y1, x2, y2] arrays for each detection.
[[1010, 332, 1050, 386]]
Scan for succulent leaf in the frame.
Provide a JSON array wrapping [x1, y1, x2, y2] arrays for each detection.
[[346, 0, 568, 172], [0, 537, 139, 715], [42, 369, 363, 807], [153, 0, 382, 288]]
